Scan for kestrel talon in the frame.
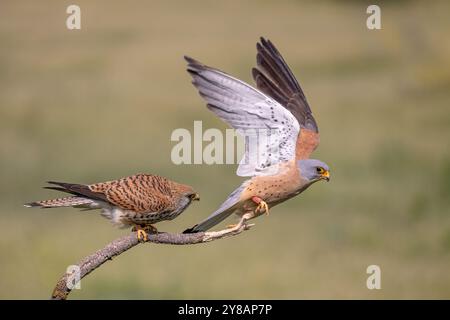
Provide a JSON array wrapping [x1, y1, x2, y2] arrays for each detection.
[[25, 174, 199, 239], [184, 37, 330, 233]]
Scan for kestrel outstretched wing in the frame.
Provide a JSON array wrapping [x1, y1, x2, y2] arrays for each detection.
[[185, 56, 300, 177], [252, 37, 319, 159]]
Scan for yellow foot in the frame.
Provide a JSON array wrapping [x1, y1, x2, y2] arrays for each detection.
[[227, 224, 238, 229], [132, 224, 158, 242], [252, 196, 270, 216], [258, 201, 269, 215], [136, 229, 148, 242]]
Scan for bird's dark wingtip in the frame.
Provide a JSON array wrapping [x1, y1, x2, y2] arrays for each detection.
[[46, 181, 66, 187], [184, 55, 194, 63], [260, 36, 268, 45], [184, 55, 202, 66], [43, 186, 66, 192]]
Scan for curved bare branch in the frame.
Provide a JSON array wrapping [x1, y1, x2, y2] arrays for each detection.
[[51, 220, 253, 300]]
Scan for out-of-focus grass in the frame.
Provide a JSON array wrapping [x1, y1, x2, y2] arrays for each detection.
[[1, 0, 450, 299]]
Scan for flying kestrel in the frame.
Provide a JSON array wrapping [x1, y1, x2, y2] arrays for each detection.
[[25, 174, 200, 240], [184, 37, 330, 233]]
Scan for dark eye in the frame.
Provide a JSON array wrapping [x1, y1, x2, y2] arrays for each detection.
[[316, 167, 324, 174]]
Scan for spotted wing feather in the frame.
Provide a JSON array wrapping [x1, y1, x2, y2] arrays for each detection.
[[185, 56, 300, 177]]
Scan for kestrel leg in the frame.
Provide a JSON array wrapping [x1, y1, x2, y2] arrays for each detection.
[[227, 212, 254, 230], [251, 196, 269, 216], [132, 225, 149, 242]]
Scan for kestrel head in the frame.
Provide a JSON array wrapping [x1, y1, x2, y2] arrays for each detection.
[[174, 183, 200, 202], [297, 159, 330, 183], [169, 183, 200, 217]]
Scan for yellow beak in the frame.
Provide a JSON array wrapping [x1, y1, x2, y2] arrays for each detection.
[[322, 170, 330, 181], [192, 193, 200, 201]]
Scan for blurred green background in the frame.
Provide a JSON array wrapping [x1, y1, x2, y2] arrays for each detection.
[[1, 0, 450, 299]]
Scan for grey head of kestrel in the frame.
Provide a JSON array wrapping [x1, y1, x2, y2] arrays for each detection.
[[183, 37, 330, 233], [25, 173, 200, 241]]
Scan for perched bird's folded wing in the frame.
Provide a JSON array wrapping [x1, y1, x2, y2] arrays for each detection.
[[252, 37, 319, 159], [89, 174, 173, 214], [185, 56, 300, 177]]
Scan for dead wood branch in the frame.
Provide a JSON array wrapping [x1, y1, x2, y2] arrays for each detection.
[[51, 220, 253, 300]]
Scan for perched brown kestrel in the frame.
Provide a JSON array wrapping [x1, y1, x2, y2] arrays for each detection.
[[184, 37, 330, 233], [25, 174, 200, 240]]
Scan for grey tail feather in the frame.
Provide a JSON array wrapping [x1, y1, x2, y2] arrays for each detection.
[[183, 183, 247, 233], [183, 206, 236, 233]]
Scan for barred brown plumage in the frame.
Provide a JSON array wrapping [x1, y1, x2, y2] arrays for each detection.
[[25, 173, 200, 240]]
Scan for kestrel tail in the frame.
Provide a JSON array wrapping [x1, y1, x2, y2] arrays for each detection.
[[183, 37, 330, 233], [25, 173, 200, 241]]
